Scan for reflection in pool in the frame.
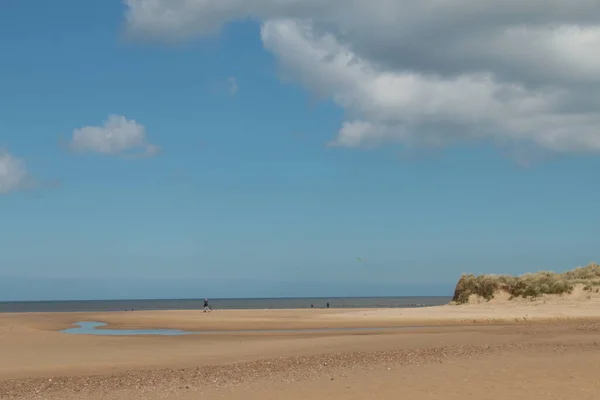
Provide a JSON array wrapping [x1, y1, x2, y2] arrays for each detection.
[[62, 321, 426, 336]]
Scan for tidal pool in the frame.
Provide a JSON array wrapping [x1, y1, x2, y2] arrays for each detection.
[[62, 321, 428, 336]]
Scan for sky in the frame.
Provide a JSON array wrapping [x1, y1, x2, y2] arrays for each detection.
[[1, 0, 599, 301]]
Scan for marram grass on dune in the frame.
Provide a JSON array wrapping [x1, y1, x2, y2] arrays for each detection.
[[452, 263, 600, 304]]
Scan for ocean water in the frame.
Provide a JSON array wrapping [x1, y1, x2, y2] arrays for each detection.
[[0, 296, 451, 313]]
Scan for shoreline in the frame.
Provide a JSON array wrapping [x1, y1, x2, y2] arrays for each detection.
[[0, 296, 452, 314], [3, 300, 600, 333], [0, 304, 449, 315]]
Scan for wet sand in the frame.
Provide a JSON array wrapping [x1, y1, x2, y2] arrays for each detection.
[[2, 297, 600, 399]]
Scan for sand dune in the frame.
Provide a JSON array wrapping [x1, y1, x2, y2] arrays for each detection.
[[329, 284, 600, 324]]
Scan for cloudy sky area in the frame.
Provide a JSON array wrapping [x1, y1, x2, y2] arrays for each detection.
[[1, 1, 599, 300], [126, 0, 600, 152]]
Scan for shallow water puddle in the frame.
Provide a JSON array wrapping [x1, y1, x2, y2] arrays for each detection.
[[63, 322, 195, 336], [62, 321, 428, 336]]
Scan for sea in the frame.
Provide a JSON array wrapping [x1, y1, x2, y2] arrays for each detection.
[[0, 296, 451, 313]]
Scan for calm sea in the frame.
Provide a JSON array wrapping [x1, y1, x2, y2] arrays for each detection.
[[0, 296, 451, 313]]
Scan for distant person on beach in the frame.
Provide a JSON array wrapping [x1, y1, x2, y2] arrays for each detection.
[[326, 302, 330, 309], [310, 304, 314, 308], [203, 298, 212, 312]]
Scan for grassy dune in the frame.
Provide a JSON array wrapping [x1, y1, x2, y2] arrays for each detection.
[[452, 263, 600, 304]]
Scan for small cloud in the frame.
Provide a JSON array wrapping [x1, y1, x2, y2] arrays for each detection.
[[209, 77, 238, 96], [146, 144, 161, 155], [227, 76, 238, 95], [0, 149, 30, 195], [68, 115, 159, 157]]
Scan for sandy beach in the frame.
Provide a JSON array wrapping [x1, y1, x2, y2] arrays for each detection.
[[2, 290, 600, 400]]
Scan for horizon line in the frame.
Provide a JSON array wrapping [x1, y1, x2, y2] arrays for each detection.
[[0, 294, 453, 303]]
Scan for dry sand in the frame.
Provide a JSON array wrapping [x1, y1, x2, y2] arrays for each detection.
[[2, 291, 600, 399]]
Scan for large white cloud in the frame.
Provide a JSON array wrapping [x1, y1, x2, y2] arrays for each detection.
[[69, 115, 159, 156], [261, 20, 600, 152], [0, 149, 29, 195], [124, 0, 600, 154]]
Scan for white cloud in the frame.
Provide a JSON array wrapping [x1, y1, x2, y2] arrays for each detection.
[[0, 149, 29, 195], [124, 0, 600, 155], [261, 20, 600, 152], [227, 76, 238, 95], [69, 115, 159, 156], [210, 76, 238, 95]]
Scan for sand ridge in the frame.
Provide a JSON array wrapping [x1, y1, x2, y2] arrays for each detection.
[[3, 321, 600, 399]]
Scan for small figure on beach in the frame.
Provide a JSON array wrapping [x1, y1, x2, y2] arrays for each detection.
[[310, 304, 314, 308], [203, 298, 212, 312], [326, 302, 330, 309]]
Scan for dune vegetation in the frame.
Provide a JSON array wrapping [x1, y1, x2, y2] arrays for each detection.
[[452, 263, 600, 304]]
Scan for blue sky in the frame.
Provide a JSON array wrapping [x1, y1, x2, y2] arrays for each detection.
[[1, 1, 599, 301]]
